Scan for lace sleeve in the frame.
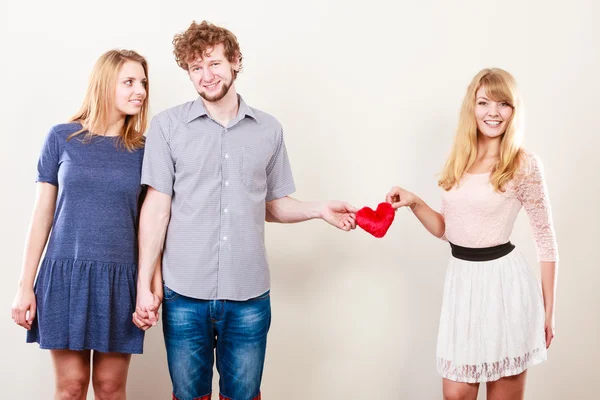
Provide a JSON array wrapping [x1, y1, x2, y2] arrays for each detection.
[[516, 153, 559, 262]]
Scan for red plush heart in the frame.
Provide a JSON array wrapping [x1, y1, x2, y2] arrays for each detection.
[[356, 202, 395, 238]]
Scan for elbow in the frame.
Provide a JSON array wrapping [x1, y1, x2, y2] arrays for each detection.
[[435, 218, 446, 239], [265, 212, 276, 223], [265, 200, 282, 223]]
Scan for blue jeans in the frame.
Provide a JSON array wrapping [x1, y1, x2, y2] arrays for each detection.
[[162, 285, 271, 400]]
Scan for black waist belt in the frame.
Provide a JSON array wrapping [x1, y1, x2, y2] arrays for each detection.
[[450, 242, 515, 262]]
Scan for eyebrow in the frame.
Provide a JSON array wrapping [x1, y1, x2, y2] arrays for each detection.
[[190, 58, 224, 67], [122, 77, 147, 81], [476, 96, 490, 101]]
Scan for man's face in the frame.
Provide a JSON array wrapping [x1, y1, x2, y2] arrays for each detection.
[[188, 44, 239, 102]]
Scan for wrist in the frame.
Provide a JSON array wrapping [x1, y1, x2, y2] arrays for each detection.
[[18, 280, 34, 291], [315, 201, 327, 220], [411, 197, 421, 211], [137, 280, 152, 292]]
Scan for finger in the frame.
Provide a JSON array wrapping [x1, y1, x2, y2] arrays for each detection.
[[340, 220, 351, 231], [135, 307, 155, 326], [23, 309, 33, 330], [392, 200, 410, 209], [132, 313, 149, 330], [133, 312, 150, 328], [147, 309, 157, 325], [15, 310, 25, 327], [343, 202, 358, 213], [137, 312, 155, 326], [386, 193, 399, 204], [341, 221, 350, 231], [136, 317, 150, 331], [132, 313, 143, 328], [546, 329, 554, 348], [17, 310, 31, 330], [386, 188, 398, 198], [344, 215, 356, 228], [28, 303, 37, 325], [151, 294, 161, 311], [136, 306, 149, 319]]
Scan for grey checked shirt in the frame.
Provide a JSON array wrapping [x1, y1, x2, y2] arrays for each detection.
[[142, 95, 296, 300]]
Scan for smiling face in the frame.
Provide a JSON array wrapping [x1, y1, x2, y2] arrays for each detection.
[[113, 60, 147, 117], [474, 85, 514, 138], [187, 43, 239, 103]]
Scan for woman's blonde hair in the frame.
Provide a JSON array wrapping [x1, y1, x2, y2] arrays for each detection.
[[438, 68, 524, 192], [69, 49, 149, 151]]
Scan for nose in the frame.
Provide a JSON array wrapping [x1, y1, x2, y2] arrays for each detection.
[[134, 82, 146, 97], [204, 68, 214, 81], [488, 104, 500, 117]]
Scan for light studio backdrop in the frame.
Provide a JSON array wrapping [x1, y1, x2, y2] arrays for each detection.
[[1, 0, 598, 398]]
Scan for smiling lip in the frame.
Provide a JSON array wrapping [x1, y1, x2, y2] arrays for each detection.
[[484, 120, 502, 127], [203, 81, 220, 89]]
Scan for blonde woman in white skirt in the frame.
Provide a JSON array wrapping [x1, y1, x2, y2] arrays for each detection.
[[386, 68, 558, 400]]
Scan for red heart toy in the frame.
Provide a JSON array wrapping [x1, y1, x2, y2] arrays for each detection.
[[356, 202, 395, 238]]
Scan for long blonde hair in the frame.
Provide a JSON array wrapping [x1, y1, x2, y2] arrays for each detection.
[[69, 49, 149, 151], [438, 68, 524, 192]]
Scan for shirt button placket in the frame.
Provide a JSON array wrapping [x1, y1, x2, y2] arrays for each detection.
[[218, 127, 230, 297]]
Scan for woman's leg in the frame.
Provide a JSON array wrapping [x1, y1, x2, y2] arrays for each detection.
[[91, 351, 132, 400], [50, 349, 91, 400]]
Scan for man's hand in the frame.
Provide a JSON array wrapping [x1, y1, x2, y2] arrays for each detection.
[[321, 201, 358, 231], [133, 287, 161, 331]]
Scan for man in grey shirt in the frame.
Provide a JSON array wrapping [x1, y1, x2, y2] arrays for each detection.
[[133, 21, 357, 400]]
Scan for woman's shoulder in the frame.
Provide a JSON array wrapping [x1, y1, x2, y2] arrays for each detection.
[[516, 149, 543, 176], [48, 122, 83, 139]]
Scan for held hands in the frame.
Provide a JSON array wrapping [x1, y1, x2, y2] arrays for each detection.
[[11, 287, 36, 330], [132, 287, 162, 331], [386, 186, 419, 210], [321, 201, 358, 231]]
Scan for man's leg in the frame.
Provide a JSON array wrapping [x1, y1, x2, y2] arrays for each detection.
[[162, 285, 215, 400], [215, 291, 271, 400]]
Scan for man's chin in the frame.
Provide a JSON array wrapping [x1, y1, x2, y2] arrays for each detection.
[[199, 85, 230, 103]]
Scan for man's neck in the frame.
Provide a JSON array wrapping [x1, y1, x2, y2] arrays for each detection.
[[203, 87, 239, 128]]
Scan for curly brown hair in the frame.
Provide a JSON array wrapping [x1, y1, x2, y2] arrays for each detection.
[[173, 21, 243, 77]]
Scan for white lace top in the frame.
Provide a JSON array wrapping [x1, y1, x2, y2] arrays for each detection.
[[441, 152, 559, 262]]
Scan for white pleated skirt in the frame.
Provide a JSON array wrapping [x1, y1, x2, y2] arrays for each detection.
[[436, 250, 547, 383]]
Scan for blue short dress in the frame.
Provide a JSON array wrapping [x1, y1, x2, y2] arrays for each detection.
[[26, 122, 145, 354]]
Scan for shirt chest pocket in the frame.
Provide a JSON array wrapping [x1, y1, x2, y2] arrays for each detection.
[[240, 146, 269, 194]]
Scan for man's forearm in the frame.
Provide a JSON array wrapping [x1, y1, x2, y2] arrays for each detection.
[[138, 215, 169, 289], [137, 189, 171, 290], [266, 196, 323, 223]]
